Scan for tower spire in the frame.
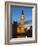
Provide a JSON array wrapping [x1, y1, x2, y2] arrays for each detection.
[[21, 10, 24, 15]]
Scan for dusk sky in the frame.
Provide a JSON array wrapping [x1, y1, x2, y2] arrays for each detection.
[[11, 6, 32, 23]]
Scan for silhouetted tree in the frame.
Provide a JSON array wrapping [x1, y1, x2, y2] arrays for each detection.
[[12, 21, 18, 38]]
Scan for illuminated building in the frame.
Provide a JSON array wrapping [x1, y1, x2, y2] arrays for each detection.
[[17, 10, 25, 34]]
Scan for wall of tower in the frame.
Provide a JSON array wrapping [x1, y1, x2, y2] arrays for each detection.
[[20, 15, 24, 33]]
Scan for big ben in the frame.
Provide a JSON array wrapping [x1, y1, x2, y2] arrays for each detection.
[[20, 10, 24, 33], [17, 10, 25, 33]]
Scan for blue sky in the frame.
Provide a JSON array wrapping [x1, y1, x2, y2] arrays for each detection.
[[11, 6, 32, 23]]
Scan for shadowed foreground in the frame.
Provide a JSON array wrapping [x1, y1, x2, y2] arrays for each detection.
[[12, 21, 32, 38]]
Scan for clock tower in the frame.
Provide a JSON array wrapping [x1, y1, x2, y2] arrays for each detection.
[[20, 10, 24, 33], [17, 10, 25, 34]]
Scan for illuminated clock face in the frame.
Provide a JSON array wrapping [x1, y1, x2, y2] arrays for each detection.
[[22, 16, 24, 19], [20, 16, 24, 19]]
